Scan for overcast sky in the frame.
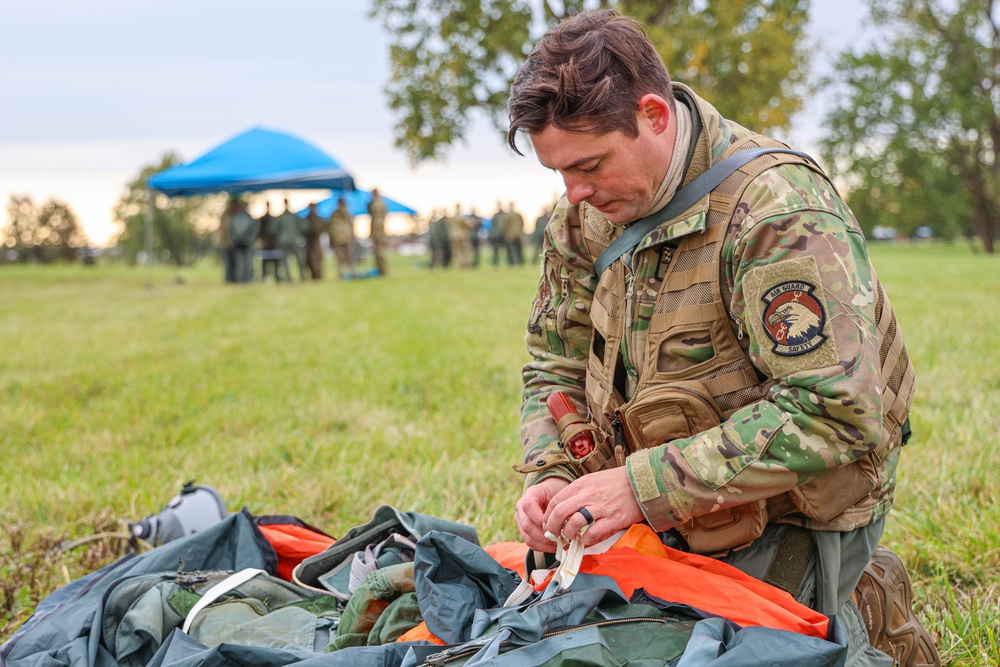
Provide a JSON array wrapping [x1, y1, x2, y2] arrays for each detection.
[[0, 1, 873, 245]]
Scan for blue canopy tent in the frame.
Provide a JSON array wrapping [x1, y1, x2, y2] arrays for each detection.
[[142, 127, 355, 284], [148, 127, 355, 195], [299, 189, 417, 218]]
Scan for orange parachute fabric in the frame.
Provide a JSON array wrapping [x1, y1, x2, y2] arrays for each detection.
[[398, 525, 828, 643], [576, 525, 829, 638], [255, 515, 336, 581]]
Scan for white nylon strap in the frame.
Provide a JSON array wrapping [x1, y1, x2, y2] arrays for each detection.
[[182, 568, 266, 634], [506, 529, 626, 604], [551, 536, 585, 591]]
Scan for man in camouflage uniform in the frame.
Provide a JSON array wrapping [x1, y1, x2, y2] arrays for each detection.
[[257, 202, 280, 282], [368, 188, 389, 276], [502, 201, 525, 266], [303, 202, 326, 280], [428, 209, 451, 269], [275, 197, 305, 282], [329, 197, 355, 280], [489, 201, 507, 267], [228, 198, 258, 283], [509, 11, 938, 667], [447, 204, 473, 269], [468, 208, 484, 268]]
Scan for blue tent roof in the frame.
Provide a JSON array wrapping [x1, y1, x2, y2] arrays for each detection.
[[301, 189, 417, 218], [148, 127, 355, 196]]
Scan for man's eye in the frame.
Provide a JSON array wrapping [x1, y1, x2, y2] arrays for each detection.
[[581, 163, 600, 173]]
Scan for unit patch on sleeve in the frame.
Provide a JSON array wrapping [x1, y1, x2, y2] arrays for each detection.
[[743, 255, 839, 378], [761, 281, 826, 355]]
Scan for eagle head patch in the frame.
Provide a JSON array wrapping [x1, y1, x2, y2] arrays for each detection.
[[761, 281, 827, 356]]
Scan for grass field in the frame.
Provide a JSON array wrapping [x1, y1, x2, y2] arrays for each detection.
[[1, 243, 998, 664]]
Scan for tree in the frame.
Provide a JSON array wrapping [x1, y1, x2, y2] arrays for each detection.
[[369, 0, 811, 162], [113, 153, 221, 266], [822, 0, 999, 252], [2, 195, 89, 263], [637, 0, 810, 132]]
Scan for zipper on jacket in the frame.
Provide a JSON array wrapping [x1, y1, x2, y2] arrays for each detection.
[[611, 410, 630, 455], [621, 262, 638, 382], [556, 274, 570, 334]]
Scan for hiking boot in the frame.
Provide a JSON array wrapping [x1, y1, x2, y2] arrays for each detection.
[[851, 546, 941, 667]]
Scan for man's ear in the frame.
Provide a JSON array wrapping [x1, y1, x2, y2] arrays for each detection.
[[638, 94, 671, 135]]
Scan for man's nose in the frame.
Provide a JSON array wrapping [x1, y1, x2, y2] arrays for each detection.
[[563, 174, 596, 205]]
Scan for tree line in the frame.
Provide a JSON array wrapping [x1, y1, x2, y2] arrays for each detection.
[[3, 0, 997, 262]]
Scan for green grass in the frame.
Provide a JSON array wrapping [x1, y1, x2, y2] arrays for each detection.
[[1, 243, 998, 665]]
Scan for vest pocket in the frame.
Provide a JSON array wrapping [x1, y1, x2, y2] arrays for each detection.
[[789, 455, 878, 523], [654, 328, 716, 374], [619, 381, 723, 451]]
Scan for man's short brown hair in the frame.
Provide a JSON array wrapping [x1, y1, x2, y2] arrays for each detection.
[[507, 10, 675, 155]]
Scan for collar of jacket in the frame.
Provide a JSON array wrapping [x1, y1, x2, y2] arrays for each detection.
[[629, 83, 732, 252]]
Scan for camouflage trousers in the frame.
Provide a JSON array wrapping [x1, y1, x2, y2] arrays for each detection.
[[332, 243, 353, 278], [715, 519, 892, 667]]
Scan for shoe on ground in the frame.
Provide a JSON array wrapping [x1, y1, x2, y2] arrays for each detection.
[[851, 546, 941, 667]]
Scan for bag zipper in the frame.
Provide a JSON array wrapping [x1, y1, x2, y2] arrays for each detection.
[[420, 616, 677, 666]]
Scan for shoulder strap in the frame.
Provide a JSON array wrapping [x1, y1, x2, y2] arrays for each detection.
[[594, 147, 816, 277]]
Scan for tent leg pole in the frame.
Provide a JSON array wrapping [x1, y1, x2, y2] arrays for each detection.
[[145, 187, 154, 288]]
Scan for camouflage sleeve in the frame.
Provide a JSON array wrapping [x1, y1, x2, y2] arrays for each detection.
[[520, 199, 600, 488], [626, 164, 884, 530]]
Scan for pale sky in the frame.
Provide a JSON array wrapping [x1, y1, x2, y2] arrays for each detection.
[[0, 1, 872, 246]]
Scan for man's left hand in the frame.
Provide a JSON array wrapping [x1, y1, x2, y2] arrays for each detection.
[[542, 467, 645, 546]]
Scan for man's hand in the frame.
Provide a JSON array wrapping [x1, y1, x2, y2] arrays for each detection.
[[515, 477, 570, 552], [543, 467, 644, 547]]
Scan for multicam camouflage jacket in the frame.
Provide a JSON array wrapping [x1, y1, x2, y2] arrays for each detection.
[[330, 205, 354, 247], [520, 85, 913, 533]]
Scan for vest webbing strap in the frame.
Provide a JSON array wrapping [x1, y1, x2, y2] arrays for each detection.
[[594, 147, 817, 277]]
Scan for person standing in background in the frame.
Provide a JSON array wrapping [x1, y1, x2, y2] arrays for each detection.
[[276, 197, 305, 282], [489, 201, 507, 267], [329, 197, 355, 280], [303, 202, 327, 280], [368, 188, 389, 277], [428, 209, 451, 269], [503, 201, 525, 266], [447, 203, 473, 269], [228, 199, 258, 283], [257, 202, 280, 282]]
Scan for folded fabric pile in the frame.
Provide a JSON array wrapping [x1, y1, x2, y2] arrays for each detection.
[[1, 507, 847, 667]]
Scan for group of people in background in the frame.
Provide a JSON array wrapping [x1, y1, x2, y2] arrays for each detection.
[[219, 191, 552, 283], [428, 202, 550, 270], [217, 190, 389, 284]]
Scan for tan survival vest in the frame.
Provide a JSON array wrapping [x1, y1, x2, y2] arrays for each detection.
[[566, 134, 915, 554]]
